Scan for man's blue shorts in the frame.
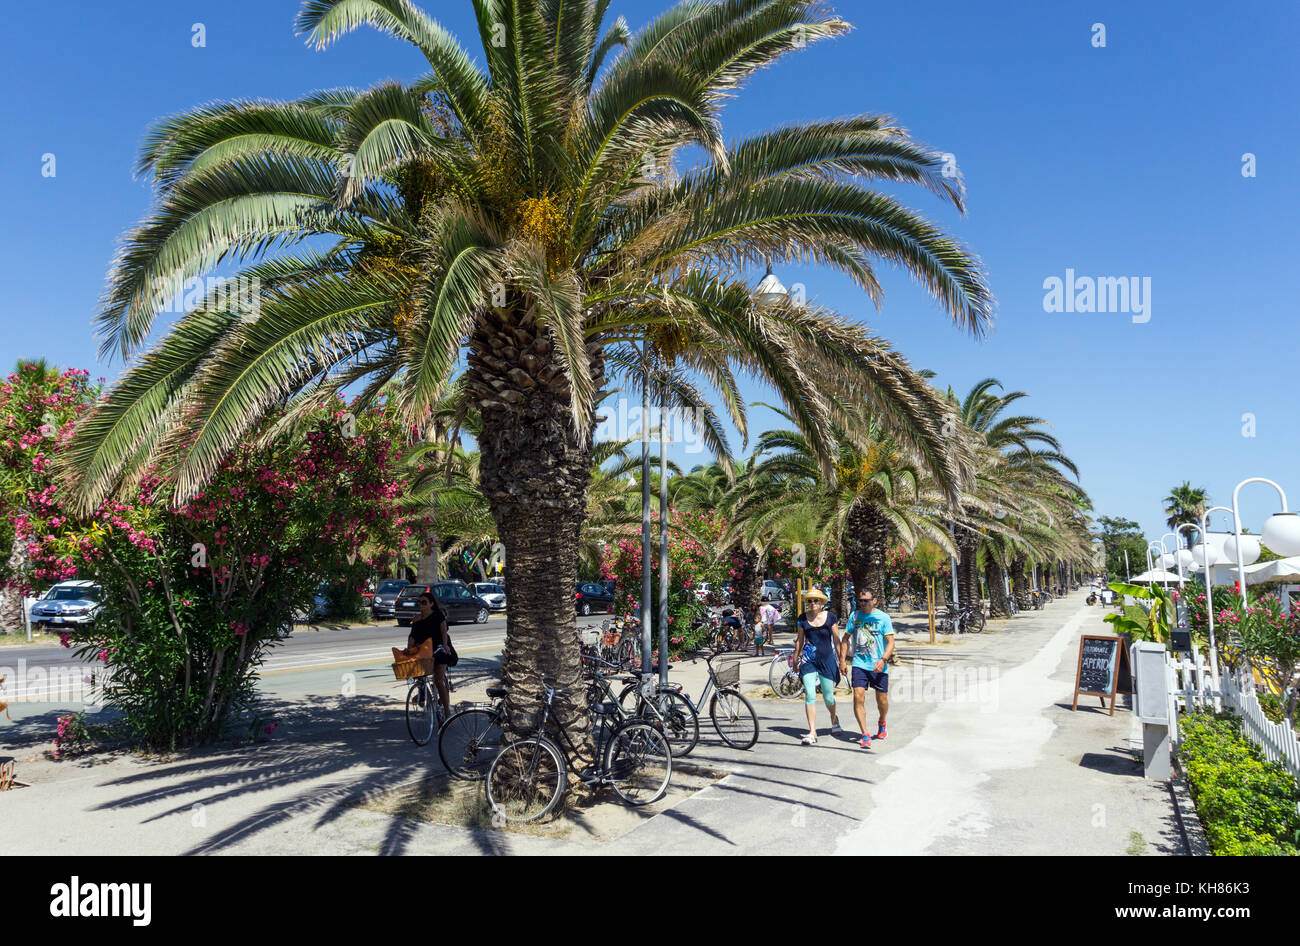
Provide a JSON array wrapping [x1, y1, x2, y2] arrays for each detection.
[[851, 666, 889, 692]]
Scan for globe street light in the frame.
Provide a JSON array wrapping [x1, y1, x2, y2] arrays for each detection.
[[1194, 505, 1233, 703], [1230, 477, 1292, 605]]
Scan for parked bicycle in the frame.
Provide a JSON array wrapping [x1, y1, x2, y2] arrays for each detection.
[[438, 685, 508, 780], [767, 646, 804, 700], [617, 650, 760, 753], [486, 681, 673, 823], [938, 605, 985, 634]]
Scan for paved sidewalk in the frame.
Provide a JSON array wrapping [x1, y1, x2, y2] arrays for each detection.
[[0, 592, 1183, 855]]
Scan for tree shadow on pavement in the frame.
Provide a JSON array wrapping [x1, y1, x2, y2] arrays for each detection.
[[88, 693, 466, 856]]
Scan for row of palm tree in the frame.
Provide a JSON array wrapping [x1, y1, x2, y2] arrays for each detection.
[[62, 0, 1002, 741]]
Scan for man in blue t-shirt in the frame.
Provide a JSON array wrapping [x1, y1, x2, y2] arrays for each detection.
[[839, 588, 894, 748]]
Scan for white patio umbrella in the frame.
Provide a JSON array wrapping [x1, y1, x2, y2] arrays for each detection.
[[1241, 555, 1300, 585], [1129, 568, 1184, 583]]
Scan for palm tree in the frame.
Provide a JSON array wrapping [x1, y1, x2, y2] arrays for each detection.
[[64, 0, 992, 740], [1163, 481, 1208, 545]]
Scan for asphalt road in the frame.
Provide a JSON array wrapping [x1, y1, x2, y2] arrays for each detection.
[[1, 611, 614, 706]]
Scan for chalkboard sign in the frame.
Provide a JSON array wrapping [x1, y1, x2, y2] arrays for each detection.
[[1072, 634, 1132, 715]]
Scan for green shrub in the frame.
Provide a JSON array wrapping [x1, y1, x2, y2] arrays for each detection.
[[1177, 712, 1300, 855]]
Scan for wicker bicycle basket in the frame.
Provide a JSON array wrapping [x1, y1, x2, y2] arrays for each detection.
[[392, 657, 436, 680], [713, 658, 740, 689]]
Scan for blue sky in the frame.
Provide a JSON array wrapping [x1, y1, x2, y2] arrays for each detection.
[[1, 0, 1297, 545]]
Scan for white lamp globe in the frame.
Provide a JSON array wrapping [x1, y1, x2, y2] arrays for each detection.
[[753, 266, 787, 308], [1261, 512, 1300, 557], [1222, 533, 1261, 566], [1191, 541, 1225, 567], [1157, 552, 1175, 569], [1201, 532, 1231, 556], [1175, 549, 1195, 570]]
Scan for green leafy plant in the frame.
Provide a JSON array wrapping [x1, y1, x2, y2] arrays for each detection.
[[1177, 712, 1300, 856], [1103, 581, 1172, 643]]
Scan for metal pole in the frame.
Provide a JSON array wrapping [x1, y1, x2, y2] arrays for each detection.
[[640, 346, 652, 671], [658, 393, 669, 685], [1199, 506, 1232, 710], [1123, 548, 1130, 582], [948, 523, 959, 607]]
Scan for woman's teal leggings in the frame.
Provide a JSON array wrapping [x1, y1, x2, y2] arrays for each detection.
[[801, 670, 836, 707]]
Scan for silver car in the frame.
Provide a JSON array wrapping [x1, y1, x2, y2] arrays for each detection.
[[30, 580, 103, 629], [471, 582, 507, 611]]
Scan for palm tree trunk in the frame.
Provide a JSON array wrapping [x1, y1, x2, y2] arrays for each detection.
[[830, 574, 847, 623], [467, 309, 602, 746], [415, 532, 441, 583], [0, 538, 29, 634], [984, 558, 1011, 617], [844, 502, 890, 602], [955, 528, 980, 608], [1010, 555, 1030, 609], [734, 547, 762, 625]]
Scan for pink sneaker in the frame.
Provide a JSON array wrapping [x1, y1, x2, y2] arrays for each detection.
[[859, 735, 871, 749]]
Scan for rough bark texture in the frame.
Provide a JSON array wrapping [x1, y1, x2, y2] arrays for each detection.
[[415, 532, 441, 583], [984, 559, 1011, 617], [466, 308, 602, 745], [1010, 555, 1030, 609], [830, 574, 848, 623], [734, 546, 761, 625], [0, 539, 28, 634], [955, 528, 980, 609], [843, 502, 890, 604]]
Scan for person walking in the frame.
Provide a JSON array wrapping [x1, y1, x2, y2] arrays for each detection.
[[793, 588, 842, 745], [756, 600, 781, 656], [840, 588, 894, 749]]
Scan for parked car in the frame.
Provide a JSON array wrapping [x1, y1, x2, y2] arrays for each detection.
[[394, 581, 491, 626], [575, 581, 615, 616], [761, 580, 787, 602], [30, 580, 103, 630], [471, 582, 507, 611], [370, 578, 410, 620], [693, 582, 713, 601]]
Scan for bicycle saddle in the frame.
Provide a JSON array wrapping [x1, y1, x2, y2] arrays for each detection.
[[590, 701, 619, 716], [486, 686, 508, 699]]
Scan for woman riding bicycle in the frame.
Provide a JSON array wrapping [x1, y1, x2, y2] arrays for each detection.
[[409, 592, 452, 717]]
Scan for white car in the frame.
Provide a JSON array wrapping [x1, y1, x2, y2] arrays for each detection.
[[693, 582, 713, 601], [29, 580, 103, 629], [761, 580, 787, 602], [471, 582, 507, 611]]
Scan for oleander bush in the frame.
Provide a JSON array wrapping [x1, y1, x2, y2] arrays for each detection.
[[1177, 712, 1300, 856]]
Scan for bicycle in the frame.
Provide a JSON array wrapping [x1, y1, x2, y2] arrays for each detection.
[[937, 605, 985, 635], [617, 650, 760, 752], [767, 646, 804, 700], [438, 685, 509, 780], [404, 646, 449, 746], [596, 617, 640, 668], [486, 682, 673, 823]]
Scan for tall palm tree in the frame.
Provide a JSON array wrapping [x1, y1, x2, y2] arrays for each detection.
[[64, 0, 992, 739], [1163, 481, 1208, 545]]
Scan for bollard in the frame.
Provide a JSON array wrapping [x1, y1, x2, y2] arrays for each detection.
[[1132, 641, 1171, 780]]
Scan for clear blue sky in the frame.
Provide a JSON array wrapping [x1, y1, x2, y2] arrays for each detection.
[[2, 0, 1297, 545]]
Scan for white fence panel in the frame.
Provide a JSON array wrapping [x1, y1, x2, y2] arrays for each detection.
[[1220, 671, 1300, 784]]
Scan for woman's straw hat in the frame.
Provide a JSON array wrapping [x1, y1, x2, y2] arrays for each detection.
[[802, 587, 828, 603]]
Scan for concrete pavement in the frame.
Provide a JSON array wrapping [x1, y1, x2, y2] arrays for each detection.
[[0, 592, 1184, 855]]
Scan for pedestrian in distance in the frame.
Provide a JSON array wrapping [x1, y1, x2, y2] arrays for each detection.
[[793, 588, 842, 745], [840, 589, 894, 749], [756, 600, 781, 656]]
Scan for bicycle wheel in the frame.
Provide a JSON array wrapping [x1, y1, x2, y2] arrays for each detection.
[[652, 690, 699, 757], [768, 657, 804, 700], [710, 688, 759, 749], [486, 737, 567, 823], [438, 707, 505, 780], [405, 679, 436, 746], [966, 610, 985, 633], [616, 634, 637, 668], [604, 721, 672, 807]]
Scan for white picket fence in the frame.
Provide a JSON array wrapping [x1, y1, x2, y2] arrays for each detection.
[[1168, 651, 1300, 784]]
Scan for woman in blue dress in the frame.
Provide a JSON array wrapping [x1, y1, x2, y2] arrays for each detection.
[[793, 587, 842, 744]]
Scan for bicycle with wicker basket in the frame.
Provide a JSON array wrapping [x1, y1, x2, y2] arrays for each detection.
[[616, 649, 759, 753], [392, 643, 448, 745]]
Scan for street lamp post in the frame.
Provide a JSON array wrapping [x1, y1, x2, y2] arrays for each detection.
[[1193, 505, 1233, 702], [640, 343, 652, 671], [1230, 477, 1300, 601], [658, 391, 669, 686]]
